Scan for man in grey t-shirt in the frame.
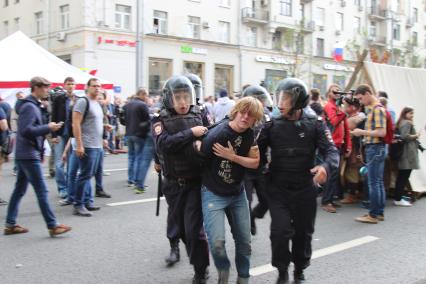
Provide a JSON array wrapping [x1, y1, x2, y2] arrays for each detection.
[[72, 78, 111, 217]]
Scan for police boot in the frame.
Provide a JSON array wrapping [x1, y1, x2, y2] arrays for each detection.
[[293, 269, 305, 283], [276, 269, 289, 284], [217, 270, 229, 284], [165, 239, 180, 266], [192, 266, 207, 284]]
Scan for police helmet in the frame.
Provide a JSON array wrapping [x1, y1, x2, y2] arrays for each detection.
[[162, 75, 196, 110], [185, 73, 203, 101], [242, 85, 273, 107], [275, 78, 309, 110]]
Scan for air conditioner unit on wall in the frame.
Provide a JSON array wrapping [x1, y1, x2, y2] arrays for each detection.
[[202, 21, 210, 29], [56, 32, 66, 41]]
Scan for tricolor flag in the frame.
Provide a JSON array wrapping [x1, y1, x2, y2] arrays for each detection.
[[333, 42, 344, 62]]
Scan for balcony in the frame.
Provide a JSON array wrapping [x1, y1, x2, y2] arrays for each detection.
[[368, 35, 386, 46], [299, 20, 315, 33], [369, 6, 386, 21], [300, 0, 313, 3], [241, 7, 268, 24]]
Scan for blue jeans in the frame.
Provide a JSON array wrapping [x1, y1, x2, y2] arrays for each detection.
[[365, 144, 386, 217], [201, 186, 251, 279], [6, 160, 57, 229], [54, 136, 69, 194], [94, 149, 104, 192], [127, 135, 153, 187], [66, 150, 93, 206], [74, 148, 102, 208]]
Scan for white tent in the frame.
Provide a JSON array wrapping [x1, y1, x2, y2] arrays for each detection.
[[348, 59, 426, 193], [0, 31, 113, 105]]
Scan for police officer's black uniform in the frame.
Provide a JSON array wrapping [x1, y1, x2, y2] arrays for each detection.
[[152, 76, 209, 284], [259, 78, 339, 283]]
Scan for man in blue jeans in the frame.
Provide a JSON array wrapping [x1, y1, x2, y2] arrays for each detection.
[[122, 88, 151, 192], [4, 76, 71, 237], [72, 78, 112, 217], [352, 84, 387, 224], [198, 97, 264, 284]]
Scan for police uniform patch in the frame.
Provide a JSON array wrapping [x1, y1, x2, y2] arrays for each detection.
[[153, 122, 163, 135]]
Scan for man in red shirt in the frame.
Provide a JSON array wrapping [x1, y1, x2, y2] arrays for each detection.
[[322, 84, 352, 213]]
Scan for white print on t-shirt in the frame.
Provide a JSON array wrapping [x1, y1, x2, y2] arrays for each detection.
[[217, 135, 243, 184]]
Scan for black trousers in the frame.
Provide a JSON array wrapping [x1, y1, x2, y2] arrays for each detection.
[[244, 173, 269, 219], [394, 169, 412, 201], [162, 178, 210, 270], [266, 182, 317, 272]]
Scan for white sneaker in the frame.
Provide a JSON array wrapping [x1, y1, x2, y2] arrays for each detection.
[[394, 199, 412, 207]]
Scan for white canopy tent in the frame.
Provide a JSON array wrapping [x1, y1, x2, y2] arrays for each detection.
[[0, 31, 113, 105], [349, 60, 426, 193]]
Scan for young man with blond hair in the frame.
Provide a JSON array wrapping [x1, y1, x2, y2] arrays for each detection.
[[199, 96, 264, 284]]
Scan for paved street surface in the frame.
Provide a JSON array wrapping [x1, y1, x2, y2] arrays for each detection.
[[1, 154, 426, 284]]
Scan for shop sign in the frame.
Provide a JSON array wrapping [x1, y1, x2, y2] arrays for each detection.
[[255, 56, 295, 65], [181, 45, 208, 55], [97, 36, 136, 47], [323, 64, 354, 72]]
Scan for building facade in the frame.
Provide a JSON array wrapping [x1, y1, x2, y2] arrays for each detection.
[[1, 0, 425, 97]]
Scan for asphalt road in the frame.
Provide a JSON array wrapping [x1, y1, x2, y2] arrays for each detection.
[[0, 154, 426, 284]]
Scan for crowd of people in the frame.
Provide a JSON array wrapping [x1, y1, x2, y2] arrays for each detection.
[[0, 73, 423, 284]]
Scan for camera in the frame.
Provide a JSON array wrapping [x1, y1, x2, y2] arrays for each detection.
[[48, 86, 66, 101], [332, 90, 358, 107]]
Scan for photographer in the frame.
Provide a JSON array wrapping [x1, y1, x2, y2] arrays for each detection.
[[322, 85, 352, 213], [393, 107, 420, 207]]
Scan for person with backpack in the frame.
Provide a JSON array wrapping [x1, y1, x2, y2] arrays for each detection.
[[393, 107, 420, 207], [352, 84, 387, 224], [4, 76, 71, 237], [322, 84, 352, 213]]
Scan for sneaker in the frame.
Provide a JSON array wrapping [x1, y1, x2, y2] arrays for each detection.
[[355, 214, 378, 224], [377, 214, 385, 221], [73, 206, 92, 217], [134, 187, 146, 194], [48, 224, 72, 237], [394, 199, 412, 207], [58, 190, 68, 199], [293, 269, 306, 283], [276, 270, 289, 284], [340, 194, 358, 204], [321, 203, 337, 213], [95, 191, 111, 198], [49, 169, 55, 178], [4, 225, 29, 235], [59, 199, 73, 206], [127, 182, 135, 187], [102, 171, 111, 176], [0, 198, 8, 206], [85, 205, 101, 211]]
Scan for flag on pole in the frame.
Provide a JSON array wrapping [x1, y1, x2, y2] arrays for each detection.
[[333, 42, 344, 62]]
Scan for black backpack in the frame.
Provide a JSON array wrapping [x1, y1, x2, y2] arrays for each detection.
[[68, 97, 90, 137], [389, 129, 404, 161]]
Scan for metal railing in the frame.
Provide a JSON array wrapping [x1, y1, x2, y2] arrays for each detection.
[[241, 7, 268, 22]]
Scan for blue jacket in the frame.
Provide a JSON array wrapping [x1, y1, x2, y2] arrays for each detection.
[[15, 95, 51, 160]]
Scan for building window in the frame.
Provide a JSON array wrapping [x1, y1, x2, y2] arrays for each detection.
[[115, 4, 131, 30], [272, 31, 282, 50], [35, 11, 43, 35], [265, 69, 287, 95], [335, 12, 344, 31], [14, 0, 18, 3], [353, 0, 361, 6], [353, 17, 360, 33], [57, 54, 71, 64], [313, 74, 328, 95], [370, 21, 376, 37], [316, 38, 324, 57], [183, 61, 204, 83], [412, 32, 418, 46], [60, 4, 70, 29], [315, 7, 325, 27], [3, 20, 8, 35], [187, 16, 201, 39], [14, 17, 19, 31], [149, 58, 172, 96], [153, 10, 167, 34], [218, 21, 230, 43], [393, 24, 400, 40], [333, 75, 346, 89], [413, 8, 418, 22], [280, 0, 292, 16], [220, 0, 230, 7], [246, 26, 257, 47], [4, 0, 8, 7], [215, 64, 233, 96]]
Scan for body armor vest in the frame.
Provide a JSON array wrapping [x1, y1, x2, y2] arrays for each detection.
[[268, 116, 317, 185], [158, 106, 203, 179]]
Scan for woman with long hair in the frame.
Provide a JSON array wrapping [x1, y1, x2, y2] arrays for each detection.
[[394, 107, 420, 206]]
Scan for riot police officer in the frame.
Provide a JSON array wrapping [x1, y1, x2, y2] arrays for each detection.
[[185, 73, 213, 126], [241, 85, 272, 235], [152, 75, 209, 284], [259, 78, 339, 284]]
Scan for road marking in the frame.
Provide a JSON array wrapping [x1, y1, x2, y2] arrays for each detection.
[[104, 168, 128, 172], [106, 197, 165, 207], [250, 235, 379, 277]]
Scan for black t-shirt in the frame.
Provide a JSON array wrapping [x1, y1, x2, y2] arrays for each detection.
[[201, 120, 255, 196]]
